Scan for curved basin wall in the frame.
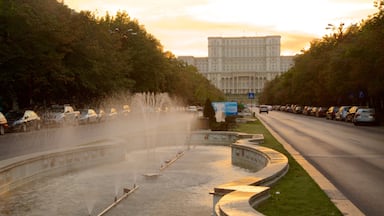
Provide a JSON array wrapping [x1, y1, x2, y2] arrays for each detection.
[[0, 141, 125, 195], [196, 132, 288, 216]]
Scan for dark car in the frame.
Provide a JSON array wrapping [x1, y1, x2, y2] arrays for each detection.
[[0, 112, 8, 135], [316, 107, 328, 117], [325, 106, 338, 120], [5, 110, 41, 132]]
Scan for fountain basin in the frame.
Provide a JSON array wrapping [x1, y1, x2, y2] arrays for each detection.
[[0, 139, 125, 195]]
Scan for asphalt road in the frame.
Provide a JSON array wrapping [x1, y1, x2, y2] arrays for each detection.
[[256, 110, 384, 216]]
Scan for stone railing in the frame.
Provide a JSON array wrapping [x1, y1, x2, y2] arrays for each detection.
[[213, 142, 288, 216], [189, 131, 264, 146], [190, 131, 288, 216], [0, 140, 125, 195]]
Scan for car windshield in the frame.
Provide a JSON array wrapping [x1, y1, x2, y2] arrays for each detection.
[[360, 109, 374, 114], [80, 109, 88, 115], [51, 107, 64, 113]]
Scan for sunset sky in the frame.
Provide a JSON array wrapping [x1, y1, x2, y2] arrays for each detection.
[[64, 0, 377, 57]]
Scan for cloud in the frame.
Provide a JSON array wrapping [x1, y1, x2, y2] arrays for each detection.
[[64, 0, 377, 57]]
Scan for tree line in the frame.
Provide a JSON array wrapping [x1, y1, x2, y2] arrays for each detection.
[[0, 0, 224, 112], [258, 3, 384, 114]]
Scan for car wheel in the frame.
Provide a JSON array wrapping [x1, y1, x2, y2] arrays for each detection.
[[0, 125, 4, 135]]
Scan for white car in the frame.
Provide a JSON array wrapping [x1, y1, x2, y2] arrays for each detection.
[[353, 108, 377, 125], [187, 106, 198, 112], [259, 105, 269, 114]]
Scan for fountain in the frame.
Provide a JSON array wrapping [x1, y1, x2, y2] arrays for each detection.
[[130, 92, 172, 178], [214, 102, 226, 122], [0, 93, 254, 215]]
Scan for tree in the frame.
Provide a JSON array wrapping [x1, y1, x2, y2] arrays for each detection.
[[0, 0, 224, 111], [203, 98, 215, 121]]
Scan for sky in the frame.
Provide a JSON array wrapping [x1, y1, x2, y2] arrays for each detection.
[[64, 0, 378, 57]]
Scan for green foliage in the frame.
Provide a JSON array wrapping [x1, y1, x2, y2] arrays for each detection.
[[0, 0, 224, 110], [203, 98, 215, 120], [258, 9, 384, 113]]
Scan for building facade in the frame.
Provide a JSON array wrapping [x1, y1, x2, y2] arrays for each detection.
[[178, 36, 294, 97]]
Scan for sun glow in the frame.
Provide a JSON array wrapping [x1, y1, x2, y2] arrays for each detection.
[[64, 0, 377, 57]]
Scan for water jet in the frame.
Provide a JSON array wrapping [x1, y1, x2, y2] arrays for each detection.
[[95, 184, 139, 216]]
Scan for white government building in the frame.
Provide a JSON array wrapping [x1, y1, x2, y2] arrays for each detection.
[[178, 36, 295, 97]]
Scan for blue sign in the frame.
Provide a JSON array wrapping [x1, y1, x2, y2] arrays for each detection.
[[212, 102, 238, 116], [248, 92, 255, 99]]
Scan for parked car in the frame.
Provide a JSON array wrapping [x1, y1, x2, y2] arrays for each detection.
[[335, 106, 351, 121], [293, 105, 303, 114], [345, 106, 360, 122], [78, 109, 98, 124], [259, 105, 269, 114], [303, 106, 312, 115], [353, 108, 377, 125], [5, 110, 41, 132], [316, 107, 328, 117], [285, 104, 293, 113], [121, 105, 131, 117], [325, 106, 338, 120], [187, 106, 198, 112], [94, 108, 106, 122], [43, 104, 80, 126], [107, 108, 118, 120], [310, 107, 318, 116], [0, 112, 8, 135]]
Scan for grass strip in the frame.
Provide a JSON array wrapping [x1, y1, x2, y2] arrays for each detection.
[[232, 119, 342, 216]]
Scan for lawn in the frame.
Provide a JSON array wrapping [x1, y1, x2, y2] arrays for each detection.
[[232, 119, 342, 216]]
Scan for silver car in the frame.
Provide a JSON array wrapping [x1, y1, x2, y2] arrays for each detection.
[[259, 105, 269, 114], [335, 106, 351, 121], [353, 108, 377, 125]]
